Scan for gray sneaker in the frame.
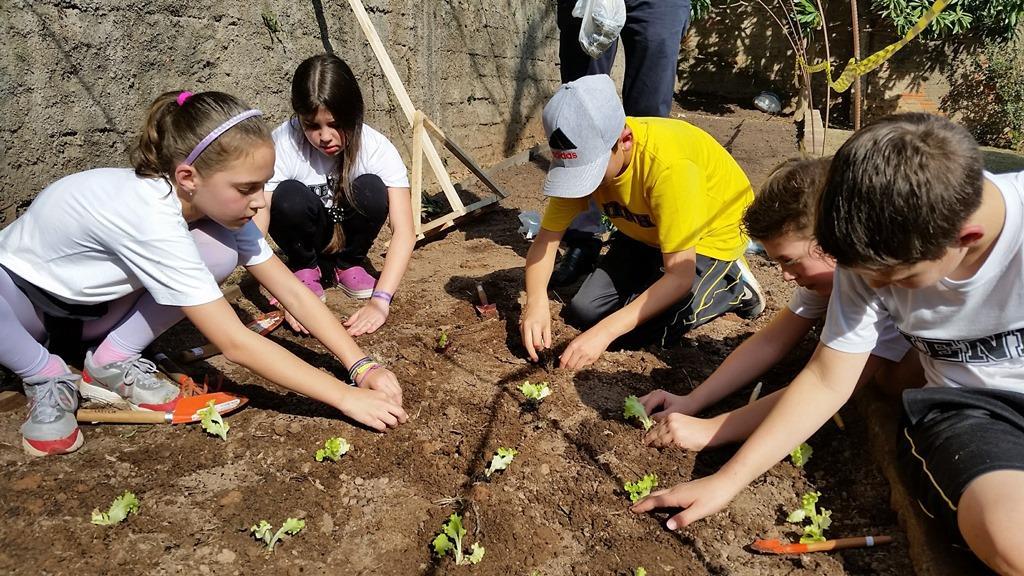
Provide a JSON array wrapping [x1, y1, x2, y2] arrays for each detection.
[[22, 372, 84, 457], [80, 352, 181, 411]]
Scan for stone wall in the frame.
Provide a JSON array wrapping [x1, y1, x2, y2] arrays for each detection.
[[0, 0, 564, 224]]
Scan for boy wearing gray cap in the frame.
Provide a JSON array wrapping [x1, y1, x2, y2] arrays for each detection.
[[520, 74, 762, 370]]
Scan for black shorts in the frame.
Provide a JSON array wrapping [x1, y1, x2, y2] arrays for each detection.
[[898, 386, 1024, 536]]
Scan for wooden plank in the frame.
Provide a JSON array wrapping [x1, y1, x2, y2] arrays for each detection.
[[423, 115, 510, 200], [418, 196, 501, 237], [411, 111, 424, 236], [345, 0, 459, 205]]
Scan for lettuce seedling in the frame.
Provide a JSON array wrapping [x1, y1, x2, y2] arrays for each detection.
[[786, 490, 832, 543], [197, 399, 229, 441], [436, 329, 450, 351], [623, 395, 654, 431], [790, 442, 813, 468], [432, 513, 485, 565], [485, 447, 517, 477], [519, 380, 551, 402], [624, 473, 659, 503], [635, 569, 648, 576], [251, 517, 305, 553], [315, 437, 351, 462], [91, 490, 140, 525]]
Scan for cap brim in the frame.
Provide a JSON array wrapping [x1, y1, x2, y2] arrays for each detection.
[[542, 151, 611, 199]]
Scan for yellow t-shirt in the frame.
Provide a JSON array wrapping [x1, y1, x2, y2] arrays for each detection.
[[541, 117, 753, 261]]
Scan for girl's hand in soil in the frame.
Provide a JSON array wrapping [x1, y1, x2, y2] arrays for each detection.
[[344, 298, 389, 336], [520, 302, 552, 362], [341, 386, 408, 431], [282, 307, 309, 334], [639, 390, 701, 419], [643, 412, 717, 451], [631, 473, 743, 530], [356, 365, 403, 406], [559, 326, 613, 371]]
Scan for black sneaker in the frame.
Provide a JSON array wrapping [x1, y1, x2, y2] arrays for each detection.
[[549, 239, 601, 288], [734, 260, 766, 320]]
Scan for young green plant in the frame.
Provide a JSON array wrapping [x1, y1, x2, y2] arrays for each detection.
[[197, 399, 229, 441], [315, 437, 351, 462], [787, 490, 832, 543], [623, 395, 654, 431], [251, 518, 305, 553], [518, 380, 551, 403], [624, 473, 658, 503], [91, 490, 140, 526], [790, 442, 813, 468], [432, 513, 485, 565], [436, 328, 450, 351], [485, 447, 517, 477]]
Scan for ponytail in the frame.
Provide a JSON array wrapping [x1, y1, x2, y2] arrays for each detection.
[[130, 91, 270, 182]]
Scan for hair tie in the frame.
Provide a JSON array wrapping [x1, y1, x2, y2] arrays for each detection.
[[176, 91, 194, 106], [183, 109, 263, 165]]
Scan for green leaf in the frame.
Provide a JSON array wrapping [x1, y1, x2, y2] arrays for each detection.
[[279, 518, 305, 536], [437, 329, 449, 350], [623, 395, 654, 431], [90, 490, 140, 526], [635, 568, 648, 576], [786, 509, 807, 523], [485, 447, 517, 477], [315, 437, 351, 462], [198, 399, 229, 441], [519, 380, 551, 402], [790, 442, 813, 468], [624, 473, 659, 503], [250, 520, 273, 544], [432, 533, 453, 557], [464, 542, 485, 564], [443, 513, 466, 541]]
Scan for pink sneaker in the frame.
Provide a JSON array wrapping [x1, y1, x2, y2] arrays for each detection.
[[293, 267, 326, 301], [334, 266, 375, 299]]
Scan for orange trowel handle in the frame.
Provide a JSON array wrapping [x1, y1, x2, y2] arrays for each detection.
[[178, 311, 284, 363]]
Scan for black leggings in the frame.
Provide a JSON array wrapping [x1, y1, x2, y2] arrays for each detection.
[[268, 175, 389, 272]]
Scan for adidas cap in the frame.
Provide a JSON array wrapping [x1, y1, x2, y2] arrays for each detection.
[[542, 74, 626, 199]]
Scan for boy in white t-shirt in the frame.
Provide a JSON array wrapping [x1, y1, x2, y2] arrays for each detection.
[[254, 54, 414, 337], [639, 158, 921, 451], [632, 114, 1024, 574]]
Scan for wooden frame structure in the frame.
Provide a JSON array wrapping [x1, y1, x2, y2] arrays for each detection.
[[347, 0, 509, 237]]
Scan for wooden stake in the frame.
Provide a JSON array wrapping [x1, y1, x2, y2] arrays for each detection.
[[411, 110, 425, 236]]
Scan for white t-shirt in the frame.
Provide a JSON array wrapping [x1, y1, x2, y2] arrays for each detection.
[[0, 168, 272, 307], [822, 170, 1024, 392], [266, 119, 410, 207], [788, 286, 910, 363]]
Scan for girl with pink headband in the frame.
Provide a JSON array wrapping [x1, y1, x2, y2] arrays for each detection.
[[0, 90, 407, 457]]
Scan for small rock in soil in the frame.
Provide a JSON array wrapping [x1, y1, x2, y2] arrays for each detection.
[[320, 513, 334, 533], [288, 422, 302, 435], [218, 490, 243, 507], [215, 549, 236, 564], [11, 473, 42, 491], [273, 421, 287, 436]]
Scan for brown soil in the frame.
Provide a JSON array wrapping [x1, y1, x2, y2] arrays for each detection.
[[0, 110, 915, 575]]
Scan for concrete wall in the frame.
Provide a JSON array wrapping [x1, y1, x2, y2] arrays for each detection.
[[0, 0, 564, 225]]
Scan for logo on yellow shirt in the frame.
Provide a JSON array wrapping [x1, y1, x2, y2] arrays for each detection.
[[602, 201, 654, 228]]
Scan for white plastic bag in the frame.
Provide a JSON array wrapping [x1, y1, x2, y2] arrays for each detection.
[[572, 0, 626, 59], [517, 210, 541, 239]]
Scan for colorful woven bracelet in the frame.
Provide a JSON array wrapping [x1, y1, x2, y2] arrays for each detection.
[[355, 363, 381, 385], [371, 290, 393, 304], [347, 356, 373, 383]]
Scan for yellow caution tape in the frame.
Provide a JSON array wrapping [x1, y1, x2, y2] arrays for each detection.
[[799, 0, 949, 93]]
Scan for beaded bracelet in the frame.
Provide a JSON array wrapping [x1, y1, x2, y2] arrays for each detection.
[[371, 290, 393, 304]]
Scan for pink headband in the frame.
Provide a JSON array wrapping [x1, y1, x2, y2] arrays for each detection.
[[183, 109, 264, 165], [176, 91, 193, 106]]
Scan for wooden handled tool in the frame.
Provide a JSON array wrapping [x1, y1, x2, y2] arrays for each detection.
[[751, 535, 893, 554], [177, 311, 284, 363], [77, 392, 247, 425]]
